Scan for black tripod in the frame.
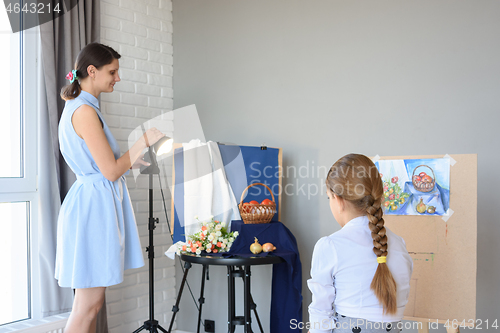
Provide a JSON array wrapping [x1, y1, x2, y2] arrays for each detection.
[[133, 155, 168, 333]]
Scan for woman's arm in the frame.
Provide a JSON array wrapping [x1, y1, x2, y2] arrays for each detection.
[[72, 104, 165, 182]]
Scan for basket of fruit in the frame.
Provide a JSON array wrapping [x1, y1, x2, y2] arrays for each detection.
[[238, 183, 276, 224], [412, 165, 436, 192]]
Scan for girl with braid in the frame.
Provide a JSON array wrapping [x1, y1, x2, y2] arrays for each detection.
[[307, 154, 413, 333]]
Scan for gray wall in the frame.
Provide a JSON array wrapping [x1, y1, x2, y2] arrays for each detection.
[[172, 1, 500, 332]]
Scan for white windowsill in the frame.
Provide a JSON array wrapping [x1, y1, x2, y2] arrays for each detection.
[[0, 313, 70, 333]]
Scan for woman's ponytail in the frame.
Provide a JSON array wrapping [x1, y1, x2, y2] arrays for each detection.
[[60, 69, 82, 101]]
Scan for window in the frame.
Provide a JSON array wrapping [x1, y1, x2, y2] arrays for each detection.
[[0, 6, 39, 327]]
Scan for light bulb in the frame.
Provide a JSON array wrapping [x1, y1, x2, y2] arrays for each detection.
[[155, 138, 173, 156]]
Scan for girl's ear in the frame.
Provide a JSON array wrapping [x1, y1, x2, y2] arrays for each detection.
[[337, 195, 346, 211]]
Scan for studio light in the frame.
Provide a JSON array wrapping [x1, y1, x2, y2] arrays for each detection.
[[135, 135, 173, 333]]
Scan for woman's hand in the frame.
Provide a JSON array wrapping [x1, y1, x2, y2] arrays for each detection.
[[131, 153, 150, 169], [141, 127, 165, 148]]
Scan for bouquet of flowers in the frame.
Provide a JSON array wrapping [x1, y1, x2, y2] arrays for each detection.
[[177, 216, 239, 255]]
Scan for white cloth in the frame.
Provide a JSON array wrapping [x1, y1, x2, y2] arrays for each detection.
[[307, 216, 413, 332], [165, 139, 241, 259], [183, 139, 241, 234]]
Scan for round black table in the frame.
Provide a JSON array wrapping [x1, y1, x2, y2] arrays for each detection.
[[167, 253, 284, 333]]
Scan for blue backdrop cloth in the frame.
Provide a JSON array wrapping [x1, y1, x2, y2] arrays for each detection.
[[223, 220, 303, 333]]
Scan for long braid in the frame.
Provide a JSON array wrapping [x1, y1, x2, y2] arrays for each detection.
[[366, 198, 387, 256], [365, 191, 397, 314], [326, 154, 398, 314]]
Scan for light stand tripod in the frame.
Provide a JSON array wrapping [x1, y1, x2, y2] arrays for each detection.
[[133, 136, 173, 333]]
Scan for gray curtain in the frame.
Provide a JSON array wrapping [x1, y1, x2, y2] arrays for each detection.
[[39, 1, 108, 331]]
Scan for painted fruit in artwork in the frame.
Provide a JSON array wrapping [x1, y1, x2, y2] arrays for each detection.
[[416, 198, 427, 214]]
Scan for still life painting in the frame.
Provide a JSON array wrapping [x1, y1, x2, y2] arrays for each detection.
[[375, 158, 450, 216]]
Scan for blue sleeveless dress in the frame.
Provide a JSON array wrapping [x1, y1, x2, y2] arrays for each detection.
[[55, 90, 144, 288]]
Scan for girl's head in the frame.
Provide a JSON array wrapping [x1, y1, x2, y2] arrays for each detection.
[[325, 153, 384, 225], [325, 153, 397, 314], [60, 43, 121, 101]]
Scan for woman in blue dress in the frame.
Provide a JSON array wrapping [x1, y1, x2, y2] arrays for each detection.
[[55, 42, 165, 333]]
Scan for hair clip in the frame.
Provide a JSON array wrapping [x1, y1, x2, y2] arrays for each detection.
[[65, 69, 79, 84]]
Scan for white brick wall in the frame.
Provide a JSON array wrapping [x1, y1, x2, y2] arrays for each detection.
[[100, 0, 175, 332]]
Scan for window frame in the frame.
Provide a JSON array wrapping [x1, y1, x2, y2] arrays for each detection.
[[0, 23, 41, 326], [0, 23, 37, 193]]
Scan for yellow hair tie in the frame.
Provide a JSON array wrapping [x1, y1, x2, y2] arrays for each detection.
[[377, 256, 387, 264]]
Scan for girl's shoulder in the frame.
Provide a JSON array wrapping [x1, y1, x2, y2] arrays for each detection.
[[313, 234, 337, 253]]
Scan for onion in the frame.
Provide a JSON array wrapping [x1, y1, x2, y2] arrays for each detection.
[[250, 237, 262, 254], [262, 243, 276, 252]]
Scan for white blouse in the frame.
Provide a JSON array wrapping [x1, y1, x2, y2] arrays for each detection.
[[307, 216, 413, 332]]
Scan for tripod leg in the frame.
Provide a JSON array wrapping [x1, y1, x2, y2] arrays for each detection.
[[168, 261, 192, 333], [251, 298, 264, 333], [157, 325, 168, 333], [132, 324, 146, 333], [196, 265, 207, 333]]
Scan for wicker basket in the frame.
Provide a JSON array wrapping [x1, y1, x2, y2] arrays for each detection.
[[412, 165, 436, 192], [238, 183, 276, 224]]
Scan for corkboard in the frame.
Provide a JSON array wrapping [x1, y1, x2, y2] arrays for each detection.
[[379, 154, 477, 326]]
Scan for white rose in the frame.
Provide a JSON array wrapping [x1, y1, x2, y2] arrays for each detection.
[[206, 248, 212, 253], [203, 230, 208, 235], [196, 249, 201, 255], [186, 247, 191, 252], [206, 243, 212, 249], [216, 231, 222, 237], [221, 243, 226, 249], [215, 224, 222, 231], [209, 223, 215, 229], [223, 239, 228, 244], [208, 235, 214, 241], [234, 231, 239, 237], [229, 237, 234, 242]]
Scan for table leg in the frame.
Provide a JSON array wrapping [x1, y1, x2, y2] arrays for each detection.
[[244, 265, 253, 333], [227, 266, 236, 333], [168, 261, 191, 333], [237, 266, 263, 333], [196, 264, 207, 333]]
